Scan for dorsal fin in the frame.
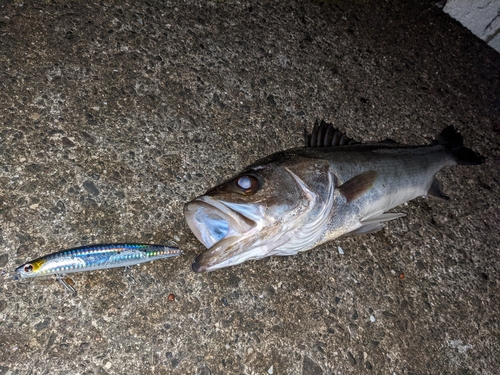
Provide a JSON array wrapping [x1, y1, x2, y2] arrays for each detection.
[[379, 138, 398, 145], [304, 120, 359, 147]]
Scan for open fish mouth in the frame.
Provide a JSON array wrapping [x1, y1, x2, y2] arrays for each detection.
[[184, 196, 260, 272]]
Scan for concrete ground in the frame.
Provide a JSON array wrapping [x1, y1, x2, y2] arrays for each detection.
[[0, 1, 499, 374]]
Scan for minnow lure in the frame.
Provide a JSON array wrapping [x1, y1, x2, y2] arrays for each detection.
[[14, 243, 182, 291]]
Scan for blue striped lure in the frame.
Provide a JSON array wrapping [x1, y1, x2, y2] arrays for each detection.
[[15, 243, 182, 280]]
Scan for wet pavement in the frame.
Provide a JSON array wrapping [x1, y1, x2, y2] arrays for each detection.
[[0, 1, 499, 374]]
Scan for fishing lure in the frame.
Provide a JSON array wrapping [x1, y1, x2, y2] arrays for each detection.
[[13, 243, 182, 293]]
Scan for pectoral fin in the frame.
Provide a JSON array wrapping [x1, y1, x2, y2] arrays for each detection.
[[337, 170, 378, 203]]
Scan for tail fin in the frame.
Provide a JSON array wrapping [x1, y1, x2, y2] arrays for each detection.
[[435, 126, 484, 165]]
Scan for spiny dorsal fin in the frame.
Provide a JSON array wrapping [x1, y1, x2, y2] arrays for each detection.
[[304, 120, 359, 147], [338, 170, 378, 203]]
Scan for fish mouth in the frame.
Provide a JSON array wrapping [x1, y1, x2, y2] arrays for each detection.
[[184, 196, 261, 272]]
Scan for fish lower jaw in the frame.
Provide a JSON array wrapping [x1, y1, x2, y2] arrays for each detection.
[[192, 225, 288, 272]]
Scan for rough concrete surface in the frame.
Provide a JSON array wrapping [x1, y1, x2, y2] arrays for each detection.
[[0, 1, 499, 374]]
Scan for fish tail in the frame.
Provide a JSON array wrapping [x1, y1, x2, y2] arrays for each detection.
[[435, 126, 484, 165]]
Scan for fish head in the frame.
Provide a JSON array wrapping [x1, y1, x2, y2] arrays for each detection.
[[184, 154, 335, 272], [15, 258, 45, 279]]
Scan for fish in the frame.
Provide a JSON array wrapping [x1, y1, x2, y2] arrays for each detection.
[[184, 121, 483, 273], [14, 243, 182, 280]]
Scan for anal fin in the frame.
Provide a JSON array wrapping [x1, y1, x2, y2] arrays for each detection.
[[427, 178, 450, 201]]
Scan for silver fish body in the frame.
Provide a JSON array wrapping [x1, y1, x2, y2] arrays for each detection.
[[15, 243, 182, 279], [184, 123, 483, 272]]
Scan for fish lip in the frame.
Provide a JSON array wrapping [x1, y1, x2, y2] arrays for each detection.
[[191, 235, 261, 273], [191, 256, 238, 273], [191, 246, 235, 273], [184, 195, 257, 249], [184, 195, 271, 273]]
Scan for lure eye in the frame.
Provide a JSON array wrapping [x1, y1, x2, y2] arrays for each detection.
[[233, 175, 259, 195], [23, 264, 33, 273]]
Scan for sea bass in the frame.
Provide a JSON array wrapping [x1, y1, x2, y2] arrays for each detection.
[[184, 122, 483, 272]]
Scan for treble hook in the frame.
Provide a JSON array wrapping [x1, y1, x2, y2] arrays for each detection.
[[119, 266, 136, 297], [55, 274, 77, 295]]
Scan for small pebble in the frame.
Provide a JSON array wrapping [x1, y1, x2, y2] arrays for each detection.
[[370, 315, 376, 322], [399, 273, 405, 280], [338, 246, 344, 255], [268, 365, 274, 374], [167, 294, 175, 302]]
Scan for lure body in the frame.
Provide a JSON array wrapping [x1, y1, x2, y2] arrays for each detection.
[[15, 243, 181, 279]]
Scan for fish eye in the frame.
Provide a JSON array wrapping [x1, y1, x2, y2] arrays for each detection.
[[237, 176, 252, 189], [24, 264, 33, 273], [233, 175, 259, 195]]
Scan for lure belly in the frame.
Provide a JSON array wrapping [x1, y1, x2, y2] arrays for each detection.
[[15, 243, 182, 279]]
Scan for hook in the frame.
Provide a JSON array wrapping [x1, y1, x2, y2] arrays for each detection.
[[119, 266, 136, 297], [55, 274, 77, 295]]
